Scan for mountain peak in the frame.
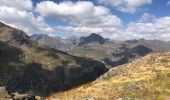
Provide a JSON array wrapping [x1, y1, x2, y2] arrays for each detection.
[[79, 33, 106, 46], [88, 33, 104, 40], [0, 22, 31, 45], [90, 33, 101, 36]]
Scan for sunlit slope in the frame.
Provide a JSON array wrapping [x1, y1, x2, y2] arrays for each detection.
[[51, 52, 170, 100]]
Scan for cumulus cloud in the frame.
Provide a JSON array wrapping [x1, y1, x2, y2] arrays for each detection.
[[0, 0, 169, 41], [139, 12, 156, 22], [0, 0, 33, 11], [36, 1, 122, 27], [59, 12, 170, 40], [36, 1, 170, 40], [36, 1, 122, 38], [0, 0, 53, 35], [98, 0, 152, 13], [124, 16, 170, 40], [167, 0, 170, 5], [55, 25, 121, 37]]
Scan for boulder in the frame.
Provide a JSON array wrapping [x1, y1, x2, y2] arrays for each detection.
[[0, 86, 12, 100]]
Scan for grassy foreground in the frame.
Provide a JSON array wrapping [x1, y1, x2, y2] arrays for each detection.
[[49, 52, 170, 100]]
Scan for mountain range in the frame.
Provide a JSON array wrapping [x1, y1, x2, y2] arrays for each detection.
[[0, 22, 107, 98], [31, 34, 74, 51], [1, 21, 170, 100], [31, 33, 170, 67]]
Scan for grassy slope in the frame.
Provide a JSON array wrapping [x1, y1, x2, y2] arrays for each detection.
[[50, 52, 170, 100]]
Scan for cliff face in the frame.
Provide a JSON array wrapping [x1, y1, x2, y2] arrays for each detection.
[[52, 52, 170, 100], [0, 22, 107, 97]]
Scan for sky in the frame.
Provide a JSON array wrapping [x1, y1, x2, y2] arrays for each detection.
[[0, 0, 170, 40]]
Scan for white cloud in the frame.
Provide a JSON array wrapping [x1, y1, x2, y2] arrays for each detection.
[[36, 1, 122, 27], [99, 0, 152, 13], [55, 26, 120, 37], [0, 0, 169, 41], [124, 16, 170, 40], [0, 0, 33, 11], [36, 1, 123, 38], [60, 13, 170, 41], [167, 0, 170, 5], [0, 0, 53, 35], [36, 1, 170, 41], [139, 12, 156, 22]]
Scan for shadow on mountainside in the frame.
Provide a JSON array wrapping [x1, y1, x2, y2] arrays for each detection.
[[0, 41, 107, 97], [103, 45, 152, 67]]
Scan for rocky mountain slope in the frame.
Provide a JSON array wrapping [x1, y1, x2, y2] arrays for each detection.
[[31, 33, 170, 68], [50, 52, 170, 100], [31, 34, 74, 51], [69, 34, 170, 67], [0, 22, 107, 97], [0, 22, 31, 45], [32, 33, 153, 67], [69, 38, 152, 67], [31, 32, 170, 68], [125, 39, 170, 52]]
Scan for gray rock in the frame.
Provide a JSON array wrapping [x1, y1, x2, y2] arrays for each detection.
[[0, 86, 12, 100], [0, 86, 7, 93], [82, 97, 95, 100]]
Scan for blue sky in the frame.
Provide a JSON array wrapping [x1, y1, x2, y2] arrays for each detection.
[[0, 0, 170, 40], [33, 0, 170, 24]]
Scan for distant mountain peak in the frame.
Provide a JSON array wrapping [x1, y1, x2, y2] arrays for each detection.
[[79, 33, 106, 46], [88, 33, 104, 39], [31, 33, 75, 51], [91, 33, 101, 36], [30, 34, 44, 40]]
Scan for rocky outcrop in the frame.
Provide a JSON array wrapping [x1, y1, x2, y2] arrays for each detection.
[[0, 86, 12, 100], [0, 86, 42, 100]]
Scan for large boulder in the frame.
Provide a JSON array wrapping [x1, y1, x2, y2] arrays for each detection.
[[0, 86, 12, 100]]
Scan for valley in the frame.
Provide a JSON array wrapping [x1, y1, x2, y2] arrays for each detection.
[[32, 33, 170, 67], [1, 21, 170, 100], [1, 22, 170, 100], [1, 0, 170, 100]]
